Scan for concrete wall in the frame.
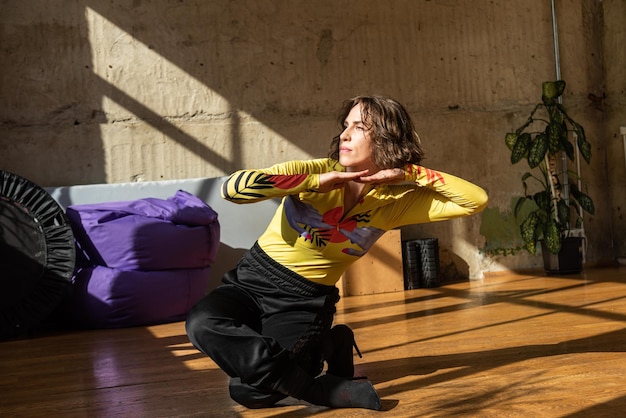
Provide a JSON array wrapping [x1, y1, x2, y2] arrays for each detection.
[[603, 0, 626, 262], [1, 0, 624, 279]]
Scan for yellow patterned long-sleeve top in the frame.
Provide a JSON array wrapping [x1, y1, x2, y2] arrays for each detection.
[[221, 158, 488, 286]]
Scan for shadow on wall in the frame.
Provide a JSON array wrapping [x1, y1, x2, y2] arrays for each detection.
[[0, 1, 105, 186]]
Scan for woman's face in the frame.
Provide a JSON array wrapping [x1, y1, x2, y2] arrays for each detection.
[[338, 104, 378, 173]]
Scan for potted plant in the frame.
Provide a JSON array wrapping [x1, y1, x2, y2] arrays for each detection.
[[505, 80, 595, 273]]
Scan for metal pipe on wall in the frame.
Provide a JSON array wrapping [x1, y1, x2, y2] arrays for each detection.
[[550, 0, 587, 262], [551, 0, 571, 205]]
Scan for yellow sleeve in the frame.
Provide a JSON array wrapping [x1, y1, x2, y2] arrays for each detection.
[[221, 159, 335, 203], [389, 164, 488, 225]]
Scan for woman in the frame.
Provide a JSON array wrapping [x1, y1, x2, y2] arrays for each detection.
[[186, 96, 488, 410]]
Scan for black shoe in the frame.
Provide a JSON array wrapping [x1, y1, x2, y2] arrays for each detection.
[[302, 373, 381, 410], [273, 364, 381, 410], [324, 324, 362, 379]]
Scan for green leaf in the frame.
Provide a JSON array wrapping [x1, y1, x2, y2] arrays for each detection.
[[520, 211, 538, 244], [525, 240, 537, 255], [533, 190, 551, 213], [570, 184, 595, 215], [544, 219, 562, 254], [520, 211, 539, 255], [528, 133, 548, 168], [557, 199, 570, 227], [573, 122, 592, 164], [542, 80, 566, 101], [562, 134, 575, 161], [546, 123, 562, 154], [505, 132, 518, 151], [511, 132, 531, 164]]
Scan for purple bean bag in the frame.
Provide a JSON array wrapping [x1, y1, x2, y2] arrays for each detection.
[[67, 266, 211, 327], [62, 190, 220, 328], [67, 190, 220, 271]]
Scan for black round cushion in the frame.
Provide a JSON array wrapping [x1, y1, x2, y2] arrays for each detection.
[[0, 171, 76, 339]]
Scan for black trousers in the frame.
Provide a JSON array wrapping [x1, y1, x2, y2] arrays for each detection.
[[185, 242, 339, 407]]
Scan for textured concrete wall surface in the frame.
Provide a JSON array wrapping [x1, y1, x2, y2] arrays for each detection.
[[603, 0, 626, 261], [1, 0, 624, 278]]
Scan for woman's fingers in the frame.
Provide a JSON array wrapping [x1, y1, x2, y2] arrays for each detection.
[[357, 168, 404, 184], [319, 170, 368, 192]]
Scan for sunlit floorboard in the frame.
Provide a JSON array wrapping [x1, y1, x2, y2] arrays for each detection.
[[2, 267, 626, 417]]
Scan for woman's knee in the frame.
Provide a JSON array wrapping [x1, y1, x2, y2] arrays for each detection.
[[185, 286, 260, 350], [185, 291, 229, 348]]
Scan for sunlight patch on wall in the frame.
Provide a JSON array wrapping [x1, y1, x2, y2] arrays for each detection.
[[84, 7, 297, 182], [85, 7, 230, 119]]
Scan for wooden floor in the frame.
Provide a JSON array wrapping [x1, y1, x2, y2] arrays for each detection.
[[2, 267, 626, 417]]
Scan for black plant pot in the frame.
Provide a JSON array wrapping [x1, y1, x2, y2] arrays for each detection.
[[541, 236, 584, 274]]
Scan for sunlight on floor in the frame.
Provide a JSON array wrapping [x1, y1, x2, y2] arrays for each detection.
[[145, 324, 223, 371]]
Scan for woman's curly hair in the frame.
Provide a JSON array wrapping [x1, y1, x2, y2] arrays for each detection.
[[328, 95, 425, 168]]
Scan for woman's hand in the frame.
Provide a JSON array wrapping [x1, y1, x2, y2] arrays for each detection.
[[357, 168, 405, 185], [317, 167, 405, 193], [318, 170, 369, 193]]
